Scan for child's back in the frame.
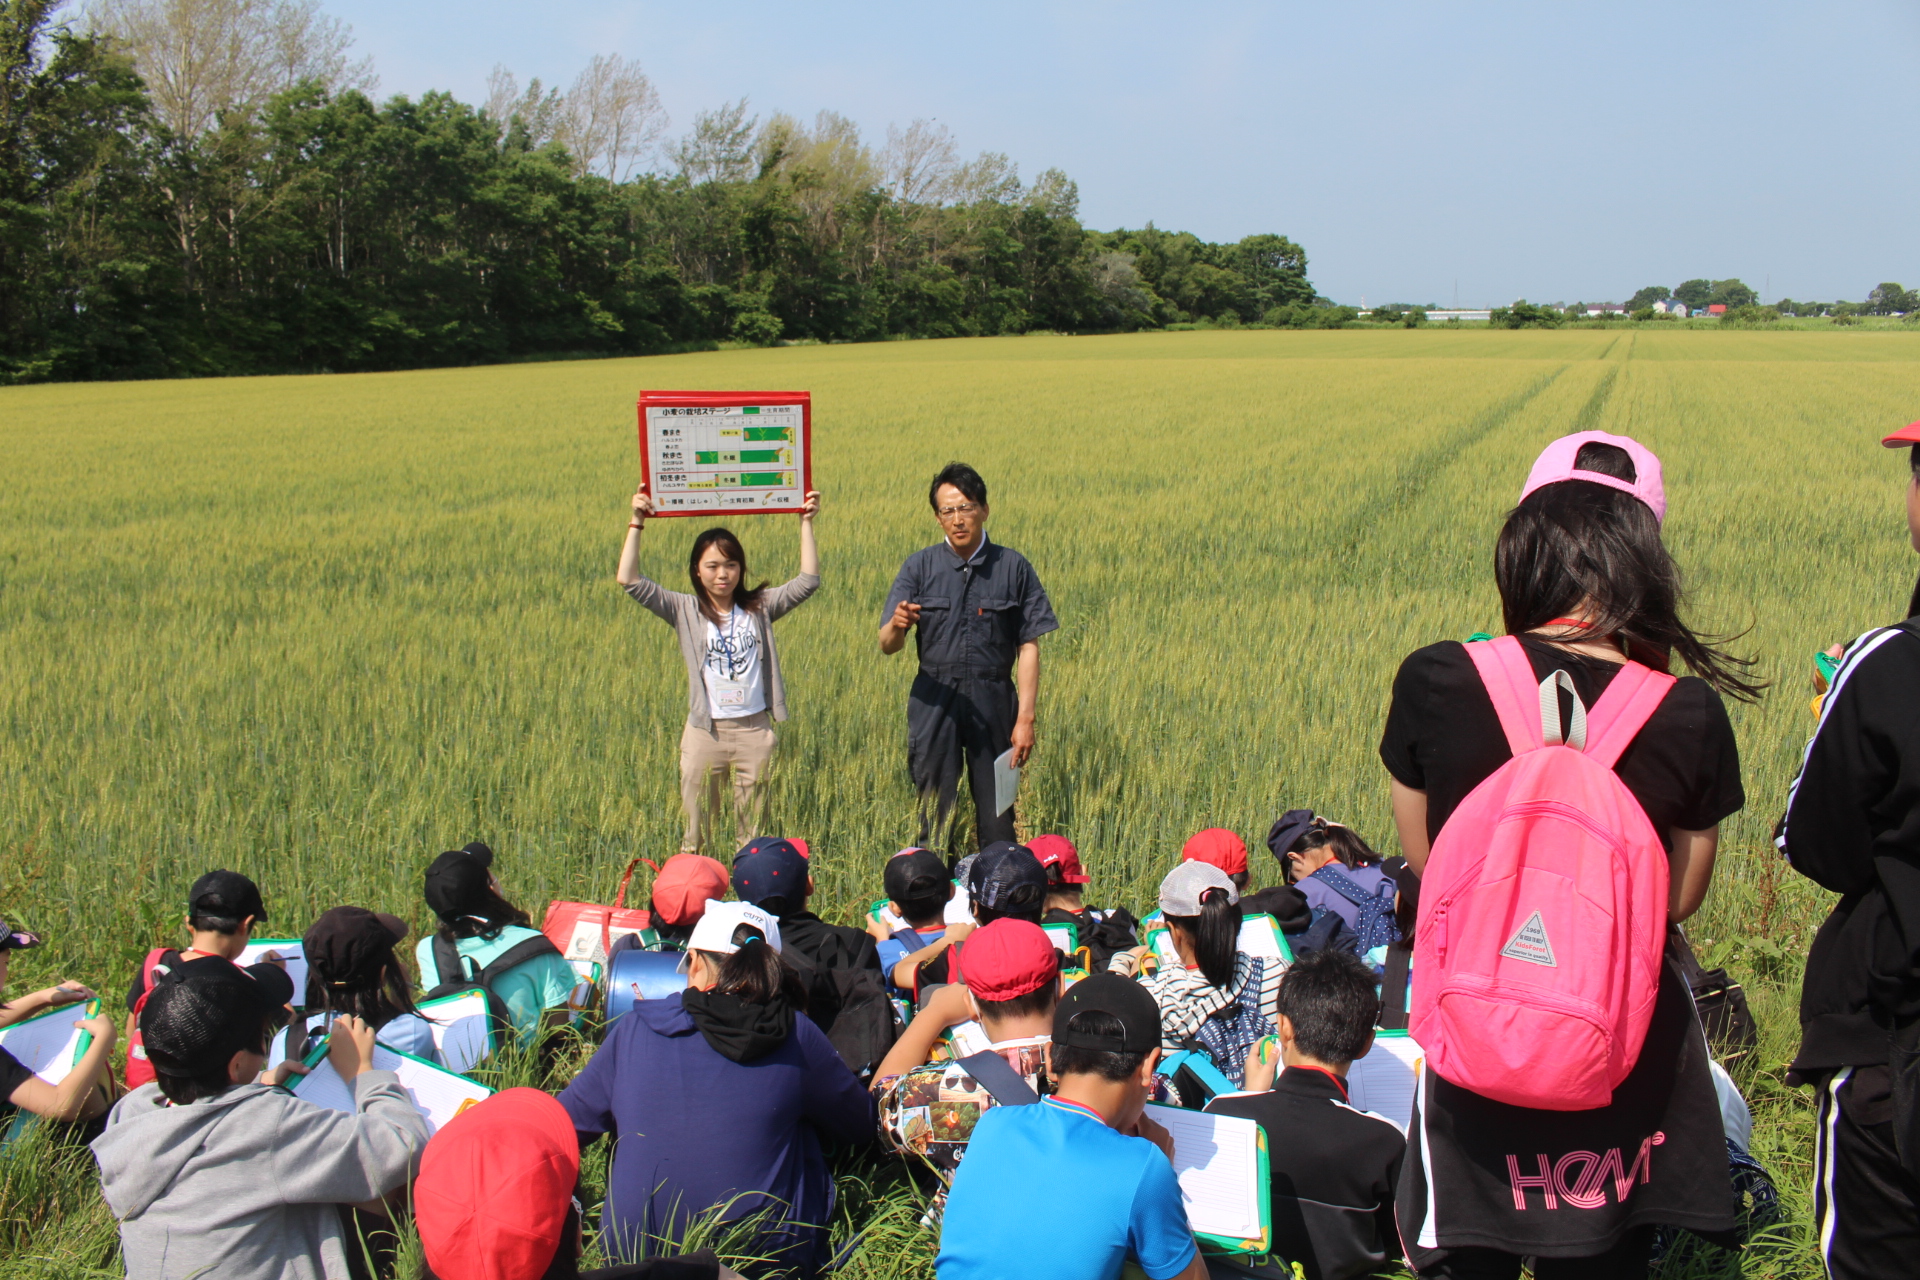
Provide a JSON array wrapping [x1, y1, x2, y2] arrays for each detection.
[[1203, 948, 1405, 1280], [1205, 1068, 1404, 1280], [93, 960, 429, 1280], [94, 1079, 429, 1280]]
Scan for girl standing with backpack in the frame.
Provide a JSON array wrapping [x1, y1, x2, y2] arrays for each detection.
[[1379, 432, 1759, 1279]]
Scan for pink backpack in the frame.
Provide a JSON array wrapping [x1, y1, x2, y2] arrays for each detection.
[[1410, 636, 1674, 1111]]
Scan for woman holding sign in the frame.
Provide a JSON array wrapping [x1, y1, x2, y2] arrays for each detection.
[[619, 486, 822, 855]]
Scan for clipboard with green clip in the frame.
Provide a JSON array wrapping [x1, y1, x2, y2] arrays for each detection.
[[0, 997, 100, 1083]]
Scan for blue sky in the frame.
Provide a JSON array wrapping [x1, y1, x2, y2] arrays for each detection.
[[323, 0, 1918, 307]]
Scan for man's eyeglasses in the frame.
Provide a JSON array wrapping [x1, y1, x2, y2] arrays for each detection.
[[937, 503, 981, 519]]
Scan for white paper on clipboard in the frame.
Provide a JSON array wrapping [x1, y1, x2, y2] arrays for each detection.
[[992, 748, 1020, 816]]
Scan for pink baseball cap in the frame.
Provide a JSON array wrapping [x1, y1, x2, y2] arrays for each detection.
[[1518, 431, 1666, 523]]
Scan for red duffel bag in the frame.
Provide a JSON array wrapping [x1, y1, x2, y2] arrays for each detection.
[[542, 860, 656, 982]]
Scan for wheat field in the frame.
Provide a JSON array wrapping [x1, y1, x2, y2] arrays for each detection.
[[5, 327, 1920, 1276]]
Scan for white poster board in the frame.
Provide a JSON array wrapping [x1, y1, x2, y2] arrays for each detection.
[[0, 1001, 93, 1085], [639, 393, 812, 517], [294, 1043, 491, 1134], [237, 939, 309, 1007], [1142, 1104, 1267, 1246], [1346, 1032, 1424, 1131]]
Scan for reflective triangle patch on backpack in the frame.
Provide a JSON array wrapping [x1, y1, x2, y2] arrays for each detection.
[[1499, 911, 1557, 967]]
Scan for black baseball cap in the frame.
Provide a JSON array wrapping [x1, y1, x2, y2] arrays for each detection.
[[968, 842, 1047, 912], [884, 849, 950, 904], [189, 870, 267, 923], [142, 957, 293, 1077], [424, 842, 496, 920], [1052, 972, 1162, 1055], [305, 907, 410, 989]]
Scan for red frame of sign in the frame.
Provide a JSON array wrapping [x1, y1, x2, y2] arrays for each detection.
[[636, 390, 814, 518]]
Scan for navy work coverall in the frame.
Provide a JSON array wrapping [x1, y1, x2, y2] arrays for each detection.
[[881, 536, 1058, 848]]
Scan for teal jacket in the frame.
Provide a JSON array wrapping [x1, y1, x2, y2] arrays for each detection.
[[415, 926, 576, 1049]]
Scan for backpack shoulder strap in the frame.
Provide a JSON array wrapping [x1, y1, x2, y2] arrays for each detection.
[[1463, 636, 1546, 755], [890, 927, 927, 950], [474, 934, 565, 989], [958, 1050, 1041, 1106], [430, 934, 467, 992], [1581, 661, 1677, 769]]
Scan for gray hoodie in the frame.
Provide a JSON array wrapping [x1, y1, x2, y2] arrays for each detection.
[[91, 1073, 430, 1280]]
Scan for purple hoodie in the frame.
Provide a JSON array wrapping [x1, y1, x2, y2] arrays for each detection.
[[558, 992, 873, 1275]]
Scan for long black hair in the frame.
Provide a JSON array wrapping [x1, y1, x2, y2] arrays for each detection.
[[435, 887, 530, 944], [688, 528, 769, 624], [1285, 819, 1382, 872], [697, 922, 809, 1011], [1495, 440, 1764, 701], [1162, 886, 1242, 988]]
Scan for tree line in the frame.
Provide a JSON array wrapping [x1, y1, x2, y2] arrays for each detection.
[[0, 0, 1316, 384]]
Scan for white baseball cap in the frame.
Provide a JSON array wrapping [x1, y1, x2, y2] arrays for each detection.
[[677, 901, 782, 973]]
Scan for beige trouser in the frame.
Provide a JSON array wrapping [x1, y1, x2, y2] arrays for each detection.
[[679, 711, 777, 854]]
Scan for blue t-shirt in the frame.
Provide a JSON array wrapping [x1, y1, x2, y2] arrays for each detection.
[[876, 927, 945, 993], [937, 1097, 1196, 1280]]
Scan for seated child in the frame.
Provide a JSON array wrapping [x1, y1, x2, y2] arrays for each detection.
[[1205, 948, 1405, 1280], [1111, 863, 1279, 1087], [415, 1087, 739, 1280], [0, 920, 116, 1125], [1155, 830, 1311, 937], [937, 974, 1205, 1280], [967, 843, 1048, 926], [1180, 828, 1252, 891], [871, 848, 969, 995], [1029, 834, 1138, 971], [732, 838, 881, 973], [418, 842, 578, 1050], [92, 960, 430, 1280], [124, 870, 288, 1089], [304, 906, 439, 1063], [644, 853, 730, 950], [1268, 812, 1400, 955], [874, 918, 1061, 1189]]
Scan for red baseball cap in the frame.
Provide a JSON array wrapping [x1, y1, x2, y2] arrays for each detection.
[[961, 918, 1060, 1002], [649, 854, 729, 928], [1181, 828, 1249, 878], [1882, 421, 1920, 447], [415, 1088, 579, 1280], [1027, 834, 1089, 885]]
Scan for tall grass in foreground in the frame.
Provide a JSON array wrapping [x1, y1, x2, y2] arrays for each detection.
[[6, 328, 1920, 1275]]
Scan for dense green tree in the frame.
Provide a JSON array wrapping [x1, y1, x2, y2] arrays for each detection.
[[1673, 278, 1713, 310], [1867, 282, 1917, 314], [1707, 278, 1757, 309], [0, 37, 1321, 382], [1626, 285, 1669, 310]]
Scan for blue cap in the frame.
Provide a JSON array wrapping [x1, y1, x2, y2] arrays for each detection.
[[731, 838, 809, 909]]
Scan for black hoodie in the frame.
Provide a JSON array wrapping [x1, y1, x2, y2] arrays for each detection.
[[680, 989, 795, 1063], [1779, 619, 1920, 1073]]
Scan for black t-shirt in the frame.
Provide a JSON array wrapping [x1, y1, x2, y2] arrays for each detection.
[[0, 1046, 35, 1111], [1380, 636, 1745, 847]]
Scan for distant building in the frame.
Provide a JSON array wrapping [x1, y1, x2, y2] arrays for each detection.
[[1424, 309, 1493, 322], [1652, 298, 1683, 314], [1585, 304, 1626, 316], [1707, 304, 1727, 315]]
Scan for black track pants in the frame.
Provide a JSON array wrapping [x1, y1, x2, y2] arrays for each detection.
[[1813, 1064, 1920, 1280]]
